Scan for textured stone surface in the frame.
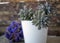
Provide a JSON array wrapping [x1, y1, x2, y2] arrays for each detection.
[[47, 36, 60, 43], [0, 35, 24, 43], [0, 35, 9, 43]]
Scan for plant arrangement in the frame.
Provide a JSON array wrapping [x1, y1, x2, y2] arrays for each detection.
[[19, 2, 51, 29]]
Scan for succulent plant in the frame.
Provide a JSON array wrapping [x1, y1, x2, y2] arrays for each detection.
[[19, 2, 51, 30], [32, 2, 51, 29], [18, 5, 34, 20]]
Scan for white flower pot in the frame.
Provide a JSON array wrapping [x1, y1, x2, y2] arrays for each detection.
[[21, 21, 48, 43]]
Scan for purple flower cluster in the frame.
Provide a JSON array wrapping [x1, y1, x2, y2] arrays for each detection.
[[5, 21, 23, 42]]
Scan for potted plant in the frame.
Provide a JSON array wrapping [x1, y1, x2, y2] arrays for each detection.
[[18, 2, 51, 43]]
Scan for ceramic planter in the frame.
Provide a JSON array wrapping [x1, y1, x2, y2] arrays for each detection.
[[21, 21, 48, 43]]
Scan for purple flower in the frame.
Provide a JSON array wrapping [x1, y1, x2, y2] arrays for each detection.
[[5, 21, 24, 42]]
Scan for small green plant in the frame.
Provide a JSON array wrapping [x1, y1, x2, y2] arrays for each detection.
[[19, 2, 51, 30], [18, 6, 34, 20], [32, 5, 45, 29], [32, 2, 51, 29]]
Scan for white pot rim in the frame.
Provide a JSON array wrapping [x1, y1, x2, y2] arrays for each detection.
[[21, 20, 48, 29]]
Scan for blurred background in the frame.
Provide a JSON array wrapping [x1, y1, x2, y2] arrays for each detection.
[[0, 0, 60, 43]]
